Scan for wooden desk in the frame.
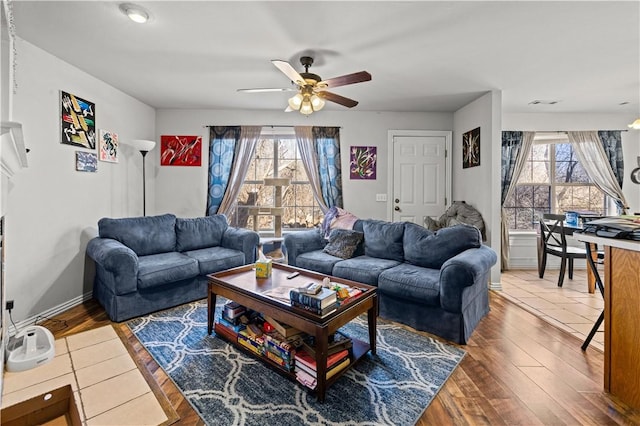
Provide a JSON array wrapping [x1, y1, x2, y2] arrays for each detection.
[[574, 233, 640, 411]]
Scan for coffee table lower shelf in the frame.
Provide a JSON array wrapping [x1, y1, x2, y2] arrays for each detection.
[[212, 327, 371, 397]]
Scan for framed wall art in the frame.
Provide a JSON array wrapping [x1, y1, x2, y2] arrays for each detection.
[[160, 135, 202, 166], [349, 146, 377, 180], [76, 151, 97, 172], [60, 90, 96, 149], [462, 127, 480, 169], [98, 129, 118, 163]]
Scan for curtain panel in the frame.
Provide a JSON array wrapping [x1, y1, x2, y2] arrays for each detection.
[[598, 131, 624, 189], [207, 126, 240, 216], [294, 126, 330, 213], [312, 126, 344, 209]]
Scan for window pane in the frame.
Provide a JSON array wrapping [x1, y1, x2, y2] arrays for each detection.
[[531, 144, 550, 161], [533, 185, 550, 208], [278, 139, 297, 160], [515, 185, 535, 208], [515, 208, 534, 230]]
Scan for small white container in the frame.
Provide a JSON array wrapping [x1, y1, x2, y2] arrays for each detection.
[[6, 325, 55, 372]]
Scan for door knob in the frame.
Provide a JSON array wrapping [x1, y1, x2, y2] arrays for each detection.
[[394, 206, 400, 211]]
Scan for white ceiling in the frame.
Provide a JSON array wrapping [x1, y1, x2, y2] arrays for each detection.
[[11, 1, 640, 114]]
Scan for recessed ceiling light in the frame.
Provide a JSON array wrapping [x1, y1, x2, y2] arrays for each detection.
[[119, 3, 149, 24]]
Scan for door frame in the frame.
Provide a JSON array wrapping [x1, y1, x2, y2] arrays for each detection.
[[386, 130, 452, 221]]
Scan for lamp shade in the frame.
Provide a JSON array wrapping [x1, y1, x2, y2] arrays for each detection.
[[129, 139, 157, 152], [628, 118, 640, 130]]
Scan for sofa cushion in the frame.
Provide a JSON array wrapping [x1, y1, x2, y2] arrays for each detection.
[[362, 220, 405, 262], [137, 252, 199, 290], [183, 246, 245, 275], [403, 222, 481, 269], [332, 256, 401, 286], [176, 215, 228, 252], [99, 214, 177, 257], [323, 229, 364, 259], [378, 264, 441, 306], [296, 250, 343, 276]]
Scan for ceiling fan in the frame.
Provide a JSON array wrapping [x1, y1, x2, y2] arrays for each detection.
[[238, 56, 372, 115]]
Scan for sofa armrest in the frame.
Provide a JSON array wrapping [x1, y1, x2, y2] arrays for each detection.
[[439, 245, 497, 312], [283, 229, 326, 267], [86, 237, 139, 295], [221, 227, 260, 264]]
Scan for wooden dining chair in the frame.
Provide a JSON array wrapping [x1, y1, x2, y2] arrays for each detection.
[[538, 213, 589, 287]]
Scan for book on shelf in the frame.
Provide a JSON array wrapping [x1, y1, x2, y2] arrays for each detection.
[[295, 357, 351, 389], [296, 356, 351, 380], [301, 331, 352, 358], [290, 300, 338, 316], [289, 287, 337, 310], [214, 321, 239, 342], [294, 348, 350, 371], [334, 285, 364, 305], [218, 316, 246, 332], [223, 301, 246, 318], [262, 315, 303, 338]]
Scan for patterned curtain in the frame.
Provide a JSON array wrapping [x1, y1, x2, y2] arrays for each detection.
[[500, 131, 535, 270], [312, 126, 343, 208], [294, 126, 330, 213], [207, 126, 240, 216], [598, 131, 624, 189]]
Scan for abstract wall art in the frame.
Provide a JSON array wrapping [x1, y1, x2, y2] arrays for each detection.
[[76, 151, 97, 172], [160, 135, 202, 166], [462, 127, 480, 169], [61, 91, 96, 149], [349, 146, 377, 179], [98, 129, 118, 163]]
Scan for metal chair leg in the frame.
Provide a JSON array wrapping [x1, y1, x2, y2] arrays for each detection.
[[582, 311, 604, 351]]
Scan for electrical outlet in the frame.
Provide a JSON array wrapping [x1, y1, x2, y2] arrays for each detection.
[[375, 194, 387, 202], [6, 300, 14, 311]]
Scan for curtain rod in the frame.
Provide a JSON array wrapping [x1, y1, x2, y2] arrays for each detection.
[[201, 125, 342, 128], [506, 129, 629, 133]]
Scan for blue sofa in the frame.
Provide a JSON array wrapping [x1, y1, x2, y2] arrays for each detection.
[[284, 220, 497, 344], [87, 213, 259, 322]]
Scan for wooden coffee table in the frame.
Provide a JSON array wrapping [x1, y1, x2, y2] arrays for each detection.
[[207, 262, 377, 402]]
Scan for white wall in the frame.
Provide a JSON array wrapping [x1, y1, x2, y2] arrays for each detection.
[[453, 91, 502, 284], [153, 109, 453, 220], [5, 39, 155, 322], [503, 112, 640, 269]]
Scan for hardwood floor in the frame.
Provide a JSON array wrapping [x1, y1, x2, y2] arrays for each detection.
[[38, 273, 640, 425]]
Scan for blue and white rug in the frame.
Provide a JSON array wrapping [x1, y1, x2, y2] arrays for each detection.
[[127, 299, 465, 426]]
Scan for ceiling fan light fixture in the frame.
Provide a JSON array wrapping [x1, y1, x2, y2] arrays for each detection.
[[310, 94, 325, 111], [300, 99, 314, 115], [628, 118, 640, 129], [288, 93, 303, 110]]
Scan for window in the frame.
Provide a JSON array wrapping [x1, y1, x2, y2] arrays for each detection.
[[504, 139, 607, 230], [230, 129, 323, 234]]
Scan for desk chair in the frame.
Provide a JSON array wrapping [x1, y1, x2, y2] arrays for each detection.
[[538, 213, 590, 287]]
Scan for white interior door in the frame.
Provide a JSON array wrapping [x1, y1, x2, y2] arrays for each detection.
[[390, 131, 451, 224]]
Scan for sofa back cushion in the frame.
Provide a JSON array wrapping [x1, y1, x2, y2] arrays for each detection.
[[176, 215, 228, 252], [362, 220, 405, 262], [98, 214, 177, 256], [403, 222, 481, 269]]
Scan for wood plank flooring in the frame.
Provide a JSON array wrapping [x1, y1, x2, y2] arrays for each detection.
[[38, 271, 640, 425]]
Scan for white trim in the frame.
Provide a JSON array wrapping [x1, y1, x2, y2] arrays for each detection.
[[6, 292, 93, 336]]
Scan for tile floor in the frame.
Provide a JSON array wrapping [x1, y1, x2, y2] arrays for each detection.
[[499, 268, 604, 352], [2, 325, 168, 425]]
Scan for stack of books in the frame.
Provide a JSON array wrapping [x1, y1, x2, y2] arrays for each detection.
[[294, 348, 351, 390], [222, 301, 246, 326], [262, 315, 303, 338], [301, 331, 352, 358], [289, 287, 338, 316]]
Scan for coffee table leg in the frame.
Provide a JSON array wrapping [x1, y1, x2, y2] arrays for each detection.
[[368, 295, 378, 355], [315, 326, 329, 402], [207, 286, 216, 335]]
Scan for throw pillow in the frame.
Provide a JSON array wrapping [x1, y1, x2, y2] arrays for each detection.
[[404, 222, 481, 269], [362, 220, 405, 262], [323, 229, 364, 259], [175, 215, 228, 252], [98, 213, 177, 256]]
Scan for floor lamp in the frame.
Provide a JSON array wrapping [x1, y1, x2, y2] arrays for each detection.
[[130, 139, 156, 216]]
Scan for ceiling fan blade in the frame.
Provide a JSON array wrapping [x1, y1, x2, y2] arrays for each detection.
[[319, 91, 359, 108], [237, 87, 295, 93], [272, 60, 306, 86], [317, 71, 371, 89]]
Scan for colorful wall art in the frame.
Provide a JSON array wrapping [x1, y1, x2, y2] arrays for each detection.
[[76, 151, 97, 172], [462, 127, 481, 169], [349, 146, 377, 179], [98, 129, 118, 163], [160, 135, 202, 166], [61, 91, 96, 149]]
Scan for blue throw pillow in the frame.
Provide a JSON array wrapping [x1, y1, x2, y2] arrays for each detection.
[[99, 213, 177, 256], [323, 229, 364, 259], [363, 220, 405, 262], [176, 215, 228, 252], [403, 222, 481, 269]]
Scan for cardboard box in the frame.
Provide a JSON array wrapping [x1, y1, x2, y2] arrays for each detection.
[[1, 385, 81, 426], [255, 259, 272, 278]]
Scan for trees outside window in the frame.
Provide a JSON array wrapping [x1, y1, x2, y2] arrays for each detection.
[[504, 142, 606, 230], [230, 131, 323, 233]]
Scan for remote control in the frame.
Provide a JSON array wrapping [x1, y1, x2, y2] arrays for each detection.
[[299, 282, 322, 295], [286, 272, 300, 279]]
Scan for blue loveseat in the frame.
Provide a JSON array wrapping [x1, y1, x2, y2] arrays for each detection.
[[86, 213, 259, 322], [284, 220, 497, 344]]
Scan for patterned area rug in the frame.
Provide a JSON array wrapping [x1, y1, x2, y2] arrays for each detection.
[[127, 299, 465, 426]]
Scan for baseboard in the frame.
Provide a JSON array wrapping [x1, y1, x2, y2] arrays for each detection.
[[7, 291, 93, 336]]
